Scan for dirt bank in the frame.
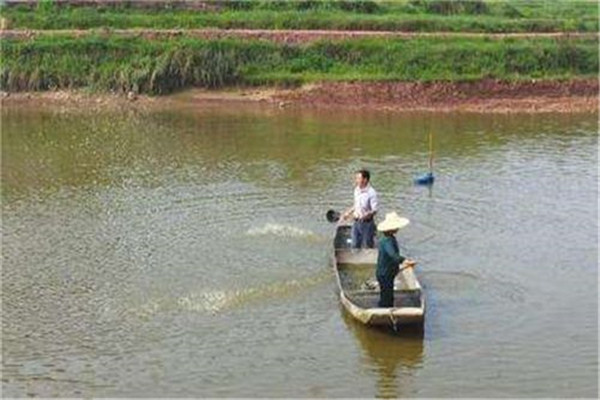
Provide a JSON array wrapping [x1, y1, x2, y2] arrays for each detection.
[[269, 79, 599, 113], [1, 28, 597, 43], [2, 79, 598, 113]]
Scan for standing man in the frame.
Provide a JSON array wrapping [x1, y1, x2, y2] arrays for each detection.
[[342, 169, 378, 248]]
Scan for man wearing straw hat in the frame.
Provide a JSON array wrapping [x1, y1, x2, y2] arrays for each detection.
[[341, 169, 378, 249], [376, 212, 415, 307]]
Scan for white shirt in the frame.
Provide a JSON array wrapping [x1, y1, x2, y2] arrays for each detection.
[[353, 184, 378, 219]]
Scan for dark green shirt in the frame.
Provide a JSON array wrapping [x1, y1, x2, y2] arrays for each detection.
[[376, 235, 405, 280]]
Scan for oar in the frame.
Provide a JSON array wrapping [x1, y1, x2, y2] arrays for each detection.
[[428, 131, 434, 175], [326, 209, 341, 223]]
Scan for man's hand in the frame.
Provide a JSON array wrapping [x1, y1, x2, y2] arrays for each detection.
[[341, 208, 353, 221], [359, 211, 373, 222]]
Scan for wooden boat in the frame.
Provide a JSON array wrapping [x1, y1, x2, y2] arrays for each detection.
[[332, 222, 425, 329]]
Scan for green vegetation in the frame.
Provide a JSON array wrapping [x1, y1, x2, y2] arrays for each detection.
[[1, 0, 598, 32], [1, 35, 597, 94], [1, 1, 596, 95]]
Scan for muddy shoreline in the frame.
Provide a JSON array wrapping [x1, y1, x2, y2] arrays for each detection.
[[1, 79, 598, 113]]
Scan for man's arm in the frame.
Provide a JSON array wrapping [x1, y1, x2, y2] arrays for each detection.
[[361, 189, 378, 221], [341, 206, 354, 220], [360, 209, 376, 221]]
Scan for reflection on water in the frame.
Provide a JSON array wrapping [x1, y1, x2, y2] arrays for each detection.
[[3, 106, 596, 203], [342, 311, 424, 398], [2, 104, 597, 397]]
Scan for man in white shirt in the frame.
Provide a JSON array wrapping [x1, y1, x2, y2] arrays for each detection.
[[342, 169, 378, 248]]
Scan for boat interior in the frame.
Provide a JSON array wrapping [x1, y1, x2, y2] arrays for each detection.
[[336, 262, 422, 309], [334, 225, 422, 309]]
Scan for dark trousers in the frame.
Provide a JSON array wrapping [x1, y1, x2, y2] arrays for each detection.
[[351, 219, 375, 248], [377, 275, 395, 307]]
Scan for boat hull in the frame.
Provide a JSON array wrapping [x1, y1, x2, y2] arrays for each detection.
[[332, 223, 425, 329]]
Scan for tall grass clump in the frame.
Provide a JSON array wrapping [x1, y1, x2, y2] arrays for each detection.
[[0, 36, 597, 94], [0, 37, 270, 94]]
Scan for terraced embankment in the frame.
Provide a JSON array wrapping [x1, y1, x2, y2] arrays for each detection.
[[1, 0, 597, 112]]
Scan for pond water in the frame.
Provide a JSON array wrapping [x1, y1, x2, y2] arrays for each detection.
[[2, 103, 597, 398]]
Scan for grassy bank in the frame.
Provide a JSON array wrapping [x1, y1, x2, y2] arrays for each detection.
[[1, 35, 597, 94], [1, 0, 598, 32]]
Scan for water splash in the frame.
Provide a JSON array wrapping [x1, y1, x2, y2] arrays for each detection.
[[246, 223, 319, 240], [177, 290, 231, 314], [128, 270, 332, 319]]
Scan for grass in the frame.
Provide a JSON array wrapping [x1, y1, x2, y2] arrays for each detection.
[[1, 0, 598, 32], [1, 35, 597, 94]]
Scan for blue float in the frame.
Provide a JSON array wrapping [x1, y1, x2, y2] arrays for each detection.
[[414, 132, 435, 185], [414, 172, 435, 185]]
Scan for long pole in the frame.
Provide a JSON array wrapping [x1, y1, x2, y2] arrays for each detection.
[[428, 131, 434, 174]]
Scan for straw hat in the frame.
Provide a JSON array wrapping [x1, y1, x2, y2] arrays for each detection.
[[377, 212, 410, 232]]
